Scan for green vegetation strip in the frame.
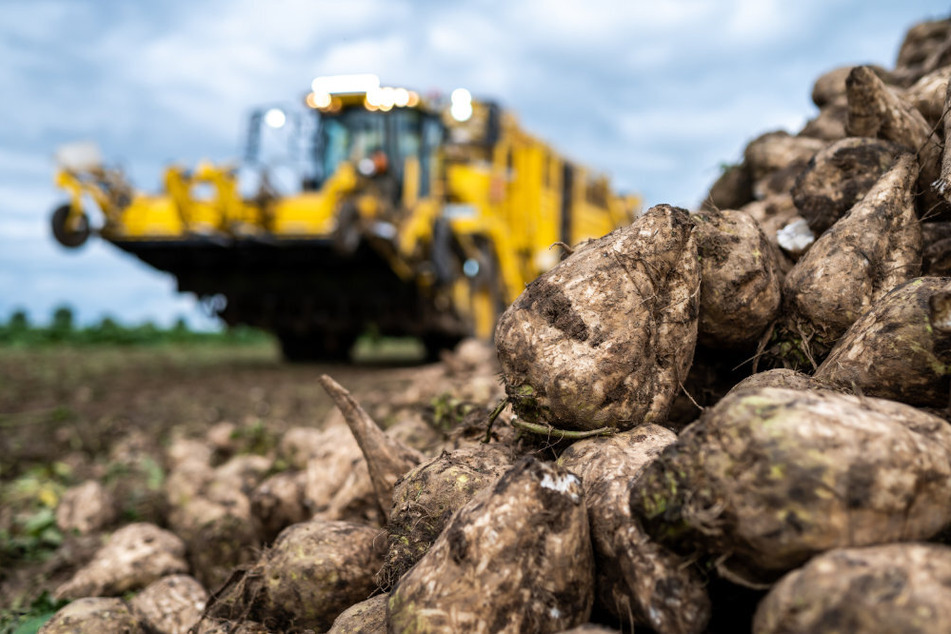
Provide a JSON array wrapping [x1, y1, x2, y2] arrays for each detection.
[[0, 306, 270, 348]]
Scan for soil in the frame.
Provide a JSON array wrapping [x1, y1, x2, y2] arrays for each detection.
[[0, 340, 431, 613]]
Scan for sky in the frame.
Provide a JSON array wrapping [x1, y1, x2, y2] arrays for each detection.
[[1, 0, 949, 329]]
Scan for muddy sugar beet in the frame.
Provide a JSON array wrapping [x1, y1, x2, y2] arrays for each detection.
[[388, 456, 595, 633], [754, 543, 951, 633], [378, 444, 512, 589], [691, 208, 782, 349], [779, 153, 921, 363], [631, 386, 951, 586], [496, 204, 700, 431], [201, 519, 386, 632], [558, 426, 711, 633], [815, 276, 951, 408]]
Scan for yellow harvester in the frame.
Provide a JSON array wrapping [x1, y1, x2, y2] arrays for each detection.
[[51, 74, 640, 360]]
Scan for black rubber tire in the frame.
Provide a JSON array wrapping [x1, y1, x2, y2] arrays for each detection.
[[278, 331, 357, 363], [421, 333, 464, 362], [51, 203, 90, 248]]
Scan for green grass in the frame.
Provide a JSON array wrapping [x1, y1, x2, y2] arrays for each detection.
[[0, 322, 271, 348]]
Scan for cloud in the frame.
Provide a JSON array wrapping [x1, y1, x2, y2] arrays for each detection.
[[0, 234, 213, 327], [317, 36, 411, 78]]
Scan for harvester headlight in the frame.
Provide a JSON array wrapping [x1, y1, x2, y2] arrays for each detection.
[[365, 86, 383, 107], [450, 88, 473, 122], [394, 88, 410, 108], [306, 91, 332, 109], [264, 108, 287, 129], [379, 87, 396, 110]]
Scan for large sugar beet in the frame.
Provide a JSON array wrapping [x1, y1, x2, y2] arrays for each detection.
[[921, 221, 951, 275], [130, 574, 208, 634], [632, 387, 951, 585], [727, 368, 840, 394], [815, 277, 951, 408], [743, 132, 825, 199], [702, 162, 753, 211], [846, 65, 944, 215], [904, 65, 951, 127], [54, 523, 188, 599], [250, 470, 310, 542], [558, 426, 710, 634], [205, 519, 386, 632], [318, 375, 423, 520], [691, 209, 781, 349], [496, 204, 700, 431], [779, 153, 921, 364], [378, 444, 512, 589], [754, 544, 951, 633], [39, 598, 143, 634], [389, 456, 595, 633], [327, 595, 387, 634], [936, 79, 951, 208], [800, 66, 863, 142], [810, 65, 890, 109], [260, 521, 385, 630], [892, 18, 951, 86], [799, 102, 849, 142], [791, 137, 905, 235]]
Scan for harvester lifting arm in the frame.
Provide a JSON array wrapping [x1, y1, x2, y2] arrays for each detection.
[[162, 162, 248, 235]]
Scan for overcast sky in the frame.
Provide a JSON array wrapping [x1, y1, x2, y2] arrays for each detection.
[[1, 0, 949, 328]]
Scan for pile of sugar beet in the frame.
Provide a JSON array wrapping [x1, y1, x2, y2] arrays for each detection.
[[37, 15, 951, 634]]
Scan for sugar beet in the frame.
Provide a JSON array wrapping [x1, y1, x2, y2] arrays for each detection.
[[632, 387, 951, 586], [691, 208, 781, 349], [496, 204, 700, 431], [754, 543, 951, 633], [815, 276, 951, 407], [558, 425, 710, 634], [389, 456, 595, 633]]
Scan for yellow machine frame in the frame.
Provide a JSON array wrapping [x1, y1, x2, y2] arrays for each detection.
[[51, 75, 641, 355]]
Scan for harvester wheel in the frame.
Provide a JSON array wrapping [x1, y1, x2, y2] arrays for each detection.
[[51, 203, 90, 248], [422, 333, 463, 362], [278, 331, 356, 363]]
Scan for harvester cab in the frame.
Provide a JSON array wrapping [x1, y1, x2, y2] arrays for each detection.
[[50, 74, 641, 360]]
